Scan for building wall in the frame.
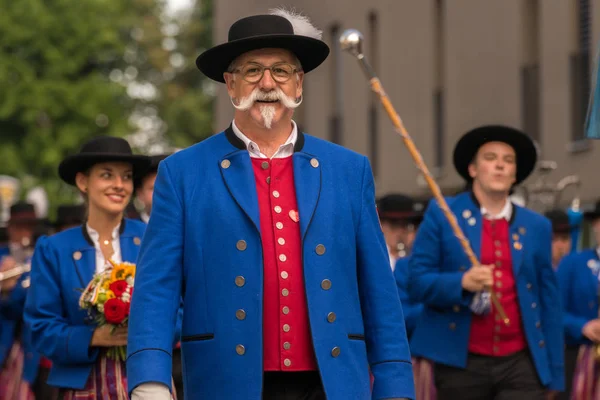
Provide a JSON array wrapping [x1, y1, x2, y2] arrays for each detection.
[[213, 0, 600, 209]]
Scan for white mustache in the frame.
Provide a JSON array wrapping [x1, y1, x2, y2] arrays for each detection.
[[232, 88, 301, 111]]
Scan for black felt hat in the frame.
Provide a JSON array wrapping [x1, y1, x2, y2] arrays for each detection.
[[8, 202, 41, 225], [196, 14, 330, 83], [453, 125, 537, 185], [544, 209, 573, 234], [58, 136, 152, 186], [377, 194, 426, 223]]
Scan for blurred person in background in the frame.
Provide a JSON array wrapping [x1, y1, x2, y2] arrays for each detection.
[[543, 209, 573, 271], [0, 202, 43, 399], [392, 197, 434, 400], [377, 194, 426, 270], [135, 154, 170, 224], [556, 200, 600, 399]]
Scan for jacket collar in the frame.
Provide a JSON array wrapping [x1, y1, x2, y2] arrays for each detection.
[[224, 124, 305, 153], [468, 191, 517, 225], [81, 219, 126, 247]]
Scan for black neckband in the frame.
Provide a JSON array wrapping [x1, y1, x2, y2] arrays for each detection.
[[224, 124, 305, 152], [81, 219, 126, 247]]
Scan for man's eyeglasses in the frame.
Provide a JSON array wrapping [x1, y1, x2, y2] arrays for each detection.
[[230, 62, 299, 84]]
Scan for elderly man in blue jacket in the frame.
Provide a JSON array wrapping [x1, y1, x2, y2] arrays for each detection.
[[127, 7, 414, 400], [408, 125, 564, 399]]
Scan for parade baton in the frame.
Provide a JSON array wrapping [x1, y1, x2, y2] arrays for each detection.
[[339, 29, 509, 325]]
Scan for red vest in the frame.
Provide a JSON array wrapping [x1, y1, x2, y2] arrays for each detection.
[[252, 157, 318, 371], [468, 218, 527, 356]]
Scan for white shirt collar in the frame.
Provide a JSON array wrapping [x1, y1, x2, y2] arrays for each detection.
[[139, 211, 150, 224], [481, 199, 512, 221], [86, 223, 122, 273], [231, 120, 297, 159]]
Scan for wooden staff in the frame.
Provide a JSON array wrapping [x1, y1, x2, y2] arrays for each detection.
[[339, 29, 509, 325]]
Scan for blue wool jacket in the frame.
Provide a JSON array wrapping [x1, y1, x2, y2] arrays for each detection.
[[126, 127, 416, 400], [556, 249, 600, 347]]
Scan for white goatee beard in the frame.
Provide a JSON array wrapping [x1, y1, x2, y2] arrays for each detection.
[[259, 105, 277, 129]]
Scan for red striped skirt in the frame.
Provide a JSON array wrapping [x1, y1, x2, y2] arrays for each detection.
[[0, 341, 35, 400], [412, 357, 436, 400], [59, 355, 129, 400], [571, 344, 600, 400], [58, 352, 177, 400]]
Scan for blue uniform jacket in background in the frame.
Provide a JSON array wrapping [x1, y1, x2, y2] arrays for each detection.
[[408, 192, 564, 391], [556, 249, 599, 347]]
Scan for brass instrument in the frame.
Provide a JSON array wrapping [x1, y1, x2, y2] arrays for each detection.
[[0, 237, 34, 286], [0, 262, 31, 282]]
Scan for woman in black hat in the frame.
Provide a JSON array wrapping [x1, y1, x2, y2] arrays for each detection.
[[23, 137, 164, 399]]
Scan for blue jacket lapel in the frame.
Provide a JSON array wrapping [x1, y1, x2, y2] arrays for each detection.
[[457, 197, 482, 263], [220, 151, 261, 233], [509, 207, 525, 276], [120, 231, 141, 264], [293, 152, 321, 240], [72, 247, 95, 288]]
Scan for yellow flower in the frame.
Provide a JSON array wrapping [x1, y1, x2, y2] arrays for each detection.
[[111, 265, 127, 282], [124, 266, 135, 279], [105, 290, 116, 300], [102, 279, 112, 291]]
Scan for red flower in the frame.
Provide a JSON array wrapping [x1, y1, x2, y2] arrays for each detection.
[[109, 280, 128, 297], [103, 298, 128, 324]]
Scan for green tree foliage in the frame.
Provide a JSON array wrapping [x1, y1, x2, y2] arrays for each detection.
[[0, 0, 214, 214], [158, 0, 215, 149]]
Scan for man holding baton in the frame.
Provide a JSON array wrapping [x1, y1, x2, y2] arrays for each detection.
[[408, 125, 564, 399]]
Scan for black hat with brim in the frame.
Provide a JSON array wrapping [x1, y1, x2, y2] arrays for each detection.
[[8, 202, 43, 225], [377, 194, 426, 222], [453, 125, 537, 185], [135, 154, 170, 187], [59, 136, 152, 186], [544, 209, 574, 234], [196, 14, 330, 83]]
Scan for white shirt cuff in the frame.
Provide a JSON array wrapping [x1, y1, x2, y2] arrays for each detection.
[[131, 383, 172, 400]]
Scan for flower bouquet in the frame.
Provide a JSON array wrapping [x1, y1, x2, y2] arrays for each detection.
[[78, 260, 135, 361]]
